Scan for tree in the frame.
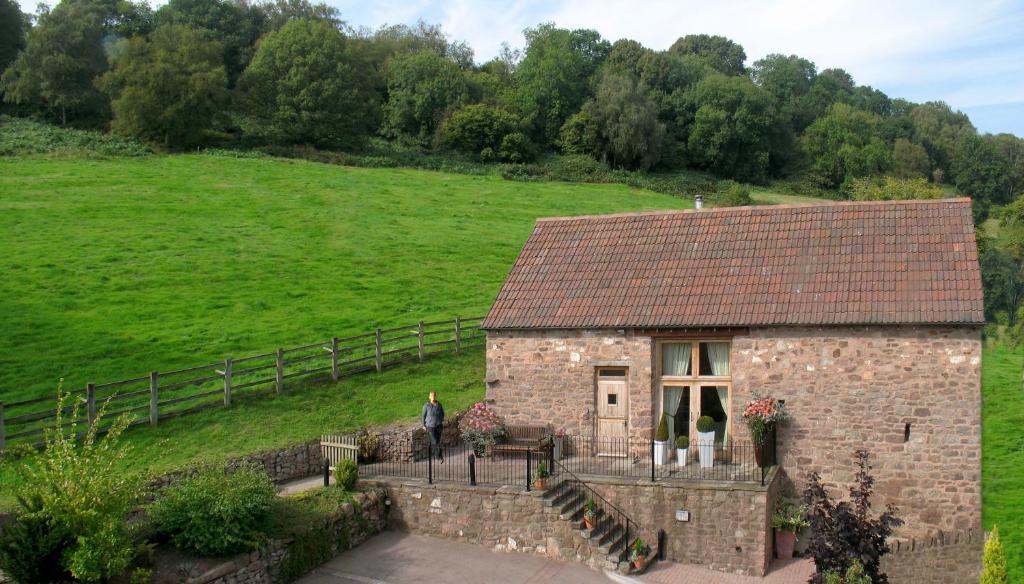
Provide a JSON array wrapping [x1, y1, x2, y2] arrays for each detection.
[[952, 132, 1011, 205], [382, 51, 471, 145], [987, 133, 1024, 201], [155, 0, 266, 82], [980, 526, 1008, 584], [891, 138, 930, 179], [909, 101, 974, 179], [600, 39, 651, 79], [99, 25, 227, 148], [0, 0, 26, 76], [257, 0, 342, 32], [511, 23, 610, 146], [678, 73, 775, 181], [438, 103, 534, 162], [803, 450, 903, 584], [237, 18, 380, 149], [800, 102, 892, 189], [668, 34, 746, 76], [369, 21, 474, 70], [0, 0, 109, 125], [562, 74, 665, 171]]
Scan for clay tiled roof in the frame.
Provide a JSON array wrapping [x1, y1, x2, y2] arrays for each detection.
[[483, 198, 984, 329]]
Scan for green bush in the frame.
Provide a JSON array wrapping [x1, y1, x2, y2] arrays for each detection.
[[655, 414, 669, 441], [8, 389, 140, 583], [0, 115, 151, 157], [674, 435, 689, 449], [981, 526, 1008, 584], [696, 415, 715, 433], [848, 176, 946, 201], [709, 180, 753, 207], [149, 465, 277, 557], [333, 459, 359, 491], [438, 104, 536, 163], [823, 560, 870, 584], [0, 494, 75, 584]]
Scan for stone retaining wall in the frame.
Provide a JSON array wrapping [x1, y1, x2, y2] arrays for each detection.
[[149, 440, 325, 491], [880, 530, 984, 584], [183, 488, 388, 584]]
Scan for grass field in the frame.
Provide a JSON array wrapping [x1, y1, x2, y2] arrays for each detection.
[[981, 343, 1024, 579], [0, 154, 694, 403]]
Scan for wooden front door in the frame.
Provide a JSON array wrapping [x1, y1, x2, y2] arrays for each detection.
[[596, 369, 628, 456]]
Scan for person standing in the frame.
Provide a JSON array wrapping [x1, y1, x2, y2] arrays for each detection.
[[422, 390, 445, 463]]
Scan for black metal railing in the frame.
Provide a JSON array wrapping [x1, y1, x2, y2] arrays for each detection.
[[357, 431, 774, 486], [556, 434, 771, 485]]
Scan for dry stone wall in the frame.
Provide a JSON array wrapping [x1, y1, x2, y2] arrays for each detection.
[[149, 440, 325, 492], [880, 530, 984, 584]]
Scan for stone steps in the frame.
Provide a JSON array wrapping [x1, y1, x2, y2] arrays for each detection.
[[542, 478, 636, 573]]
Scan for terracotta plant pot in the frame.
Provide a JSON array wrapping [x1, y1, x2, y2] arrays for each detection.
[[534, 478, 547, 490], [583, 516, 595, 530], [632, 556, 646, 572], [775, 530, 796, 560]]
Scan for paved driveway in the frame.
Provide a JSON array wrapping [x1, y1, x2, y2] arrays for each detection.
[[296, 531, 613, 584]]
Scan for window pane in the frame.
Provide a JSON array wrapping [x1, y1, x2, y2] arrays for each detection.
[[699, 342, 730, 376], [608, 393, 617, 405], [662, 343, 692, 376]]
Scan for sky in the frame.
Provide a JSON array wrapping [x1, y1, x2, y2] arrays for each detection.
[[19, 0, 1024, 136]]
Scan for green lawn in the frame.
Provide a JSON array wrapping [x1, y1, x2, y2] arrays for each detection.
[[0, 154, 691, 404], [981, 343, 1024, 580], [0, 347, 487, 508]]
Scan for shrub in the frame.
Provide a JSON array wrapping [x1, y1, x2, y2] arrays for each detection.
[[356, 431, 381, 463], [149, 465, 277, 557], [674, 435, 689, 449], [0, 494, 74, 584], [803, 450, 903, 583], [823, 561, 871, 584], [438, 104, 535, 163], [848, 175, 946, 201], [0, 115, 150, 157], [771, 502, 810, 533], [7, 388, 140, 583], [333, 459, 359, 491], [696, 415, 715, 433], [458, 402, 505, 455], [980, 526, 1008, 584], [710, 180, 753, 207], [655, 414, 669, 441]]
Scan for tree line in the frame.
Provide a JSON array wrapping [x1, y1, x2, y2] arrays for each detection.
[[1, 0, 1022, 328]]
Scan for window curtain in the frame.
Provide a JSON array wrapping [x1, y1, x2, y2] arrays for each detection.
[[664, 387, 685, 444], [707, 343, 730, 443], [662, 343, 691, 376]]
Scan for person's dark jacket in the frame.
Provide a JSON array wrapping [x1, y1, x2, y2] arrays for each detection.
[[422, 401, 445, 428]]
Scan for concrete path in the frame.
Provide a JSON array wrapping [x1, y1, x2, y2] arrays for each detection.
[[639, 558, 815, 584], [294, 531, 612, 584]]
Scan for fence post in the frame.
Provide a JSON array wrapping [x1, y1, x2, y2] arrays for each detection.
[[650, 439, 655, 482], [223, 358, 233, 406], [428, 448, 433, 485], [323, 459, 331, 487], [417, 322, 425, 362], [526, 449, 532, 492], [330, 337, 339, 382], [454, 317, 462, 354], [0, 400, 5, 450], [468, 453, 476, 486], [275, 348, 284, 393], [374, 328, 383, 372], [149, 371, 159, 426], [86, 383, 96, 425]]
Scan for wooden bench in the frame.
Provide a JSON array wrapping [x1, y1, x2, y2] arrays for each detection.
[[491, 424, 552, 457]]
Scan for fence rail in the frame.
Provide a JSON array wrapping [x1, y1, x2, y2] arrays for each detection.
[[0, 316, 485, 450]]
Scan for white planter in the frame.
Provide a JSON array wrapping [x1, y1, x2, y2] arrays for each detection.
[[654, 440, 669, 465], [697, 431, 716, 468], [676, 448, 688, 467]]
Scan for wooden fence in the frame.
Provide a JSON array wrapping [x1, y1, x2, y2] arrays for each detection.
[[0, 316, 485, 450]]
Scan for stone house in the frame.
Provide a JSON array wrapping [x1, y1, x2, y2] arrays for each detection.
[[481, 197, 983, 548]]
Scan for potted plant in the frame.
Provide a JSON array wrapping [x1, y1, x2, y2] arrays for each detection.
[[742, 394, 789, 467], [458, 402, 505, 457], [582, 497, 598, 530], [533, 461, 550, 490], [674, 435, 689, 467], [653, 414, 670, 465], [696, 415, 716, 468], [629, 537, 651, 572], [771, 502, 809, 560]]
